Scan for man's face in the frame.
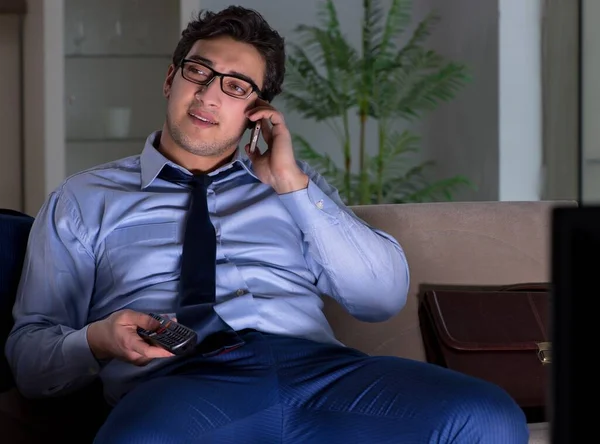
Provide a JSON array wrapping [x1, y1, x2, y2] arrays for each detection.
[[163, 36, 265, 158]]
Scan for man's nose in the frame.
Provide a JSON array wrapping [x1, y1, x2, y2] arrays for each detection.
[[195, 77, 222, 106]]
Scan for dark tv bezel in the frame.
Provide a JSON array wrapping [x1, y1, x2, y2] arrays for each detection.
[[550, 205, 598, 443]]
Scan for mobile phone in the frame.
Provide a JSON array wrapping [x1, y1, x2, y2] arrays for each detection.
[[249, 121, 261, 153], [137, 313, 197, 356]]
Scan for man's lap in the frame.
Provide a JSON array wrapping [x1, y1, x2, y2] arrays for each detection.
[[94, 330, 529, 443]]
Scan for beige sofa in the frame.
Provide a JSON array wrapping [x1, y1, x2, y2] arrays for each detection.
[[324, 200, 567, 444], [2, 200, 563, 443]]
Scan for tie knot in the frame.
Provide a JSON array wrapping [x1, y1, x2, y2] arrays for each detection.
[[158, 165, 210, 188]]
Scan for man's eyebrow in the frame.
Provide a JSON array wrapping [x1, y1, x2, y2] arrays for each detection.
[[186, 54, 258, 87], [187, 54, 213, 65]]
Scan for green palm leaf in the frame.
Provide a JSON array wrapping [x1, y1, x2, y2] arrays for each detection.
[[370, 129, 421, 182], [394, 62, 470, 120], [375, 0, 412, 57], [284, 47, 344, 119], [283, 0, 474, 205]]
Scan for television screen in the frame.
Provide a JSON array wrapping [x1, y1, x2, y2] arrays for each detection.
[[550, 205, 598, 443]]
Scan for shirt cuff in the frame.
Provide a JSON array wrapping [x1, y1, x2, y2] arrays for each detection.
[[278, 180, 342, 232], [62, 325, 102, 376]]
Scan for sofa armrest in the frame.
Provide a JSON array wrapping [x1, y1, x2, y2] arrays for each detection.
[[0, 209, 34, 392]]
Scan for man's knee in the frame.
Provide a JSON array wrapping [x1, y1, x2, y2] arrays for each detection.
[[93, 377, 213, 443], [442, 378, 530, 443]]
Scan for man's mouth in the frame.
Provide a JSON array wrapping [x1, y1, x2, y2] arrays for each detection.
[[189, 112, 218, 125]]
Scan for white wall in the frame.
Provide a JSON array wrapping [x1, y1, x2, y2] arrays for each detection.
[[414, 0, 542, 202], [412, 0, 500, 201], [497, 0, 543, 201]]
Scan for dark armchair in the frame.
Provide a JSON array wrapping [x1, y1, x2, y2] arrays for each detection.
[[0, 209, 109, 443]]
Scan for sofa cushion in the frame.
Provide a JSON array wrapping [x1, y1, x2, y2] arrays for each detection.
[[0, 209, 34, 392], [324, 200, 575, 361]]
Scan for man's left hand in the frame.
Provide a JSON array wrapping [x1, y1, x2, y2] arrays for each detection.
[[244, 98, 308, 194]]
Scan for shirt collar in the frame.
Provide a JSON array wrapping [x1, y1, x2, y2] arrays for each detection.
[[140, 130, 258, 189]]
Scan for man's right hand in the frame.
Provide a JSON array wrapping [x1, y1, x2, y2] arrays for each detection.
[[87, 309, 175, 365]]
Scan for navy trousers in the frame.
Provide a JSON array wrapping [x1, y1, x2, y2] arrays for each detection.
[[93, 330, 529, 443]]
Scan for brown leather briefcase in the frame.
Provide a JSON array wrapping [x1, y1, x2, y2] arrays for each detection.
[[418, 283, 551, 422]]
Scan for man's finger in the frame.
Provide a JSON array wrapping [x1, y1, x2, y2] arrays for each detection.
[[128, 311, 162, 330], [247, 108, 284, 126], [130, 335, 174, 359], [259, 117, 273, 145], [125, 350, 154, 367], [245, 143, 261, 161]]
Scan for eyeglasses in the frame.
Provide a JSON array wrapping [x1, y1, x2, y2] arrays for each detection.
[[179, 59, 262, 100]]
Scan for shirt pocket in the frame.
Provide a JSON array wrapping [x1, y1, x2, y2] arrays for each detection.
[[105, 222, 180, 287]]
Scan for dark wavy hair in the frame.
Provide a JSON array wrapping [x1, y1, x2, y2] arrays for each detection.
[[172, 6, 286, 102]]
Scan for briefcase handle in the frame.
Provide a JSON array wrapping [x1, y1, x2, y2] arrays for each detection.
[[500, 282, 552, 364], [499, 282, 549, 292]]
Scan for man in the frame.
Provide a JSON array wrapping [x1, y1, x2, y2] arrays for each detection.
[[5, 6, 529, 443]]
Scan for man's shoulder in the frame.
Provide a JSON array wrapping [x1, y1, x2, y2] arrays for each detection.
[[57, 155, 142, 201]]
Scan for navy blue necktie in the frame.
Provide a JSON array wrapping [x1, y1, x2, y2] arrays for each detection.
[[159, 165, 244, 356]]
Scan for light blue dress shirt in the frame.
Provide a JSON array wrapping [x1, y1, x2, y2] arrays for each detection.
[[5, 131, 409, 405]]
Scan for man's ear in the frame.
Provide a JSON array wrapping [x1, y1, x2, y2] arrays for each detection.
[[163, 65, 176, 98]]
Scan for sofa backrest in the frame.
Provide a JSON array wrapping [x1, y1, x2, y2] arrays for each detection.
[[323, 200, 576, 361]]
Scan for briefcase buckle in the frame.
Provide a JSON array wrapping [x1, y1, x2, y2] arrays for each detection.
[[536, 342, 552, 364]]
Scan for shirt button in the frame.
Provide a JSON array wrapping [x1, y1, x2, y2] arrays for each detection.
[[236, 289, 247, 296], [315, 199, 324, 210]]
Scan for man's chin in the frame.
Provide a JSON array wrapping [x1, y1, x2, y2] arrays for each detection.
[[167, 119, 244, 156], [178, 135, 239, 158]]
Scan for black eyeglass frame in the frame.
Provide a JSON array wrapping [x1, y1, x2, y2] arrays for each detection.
[[178, 58, 262, 100]]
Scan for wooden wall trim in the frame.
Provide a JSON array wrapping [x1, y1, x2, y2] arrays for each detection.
[[541, 0, 580, 201], [0, 0, 27, 15]]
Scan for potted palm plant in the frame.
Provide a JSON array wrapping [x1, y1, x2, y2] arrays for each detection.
[[282, 0, 475, 205]]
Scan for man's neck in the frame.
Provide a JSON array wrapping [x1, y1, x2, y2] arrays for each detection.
[[157, 131, 238, 175]]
